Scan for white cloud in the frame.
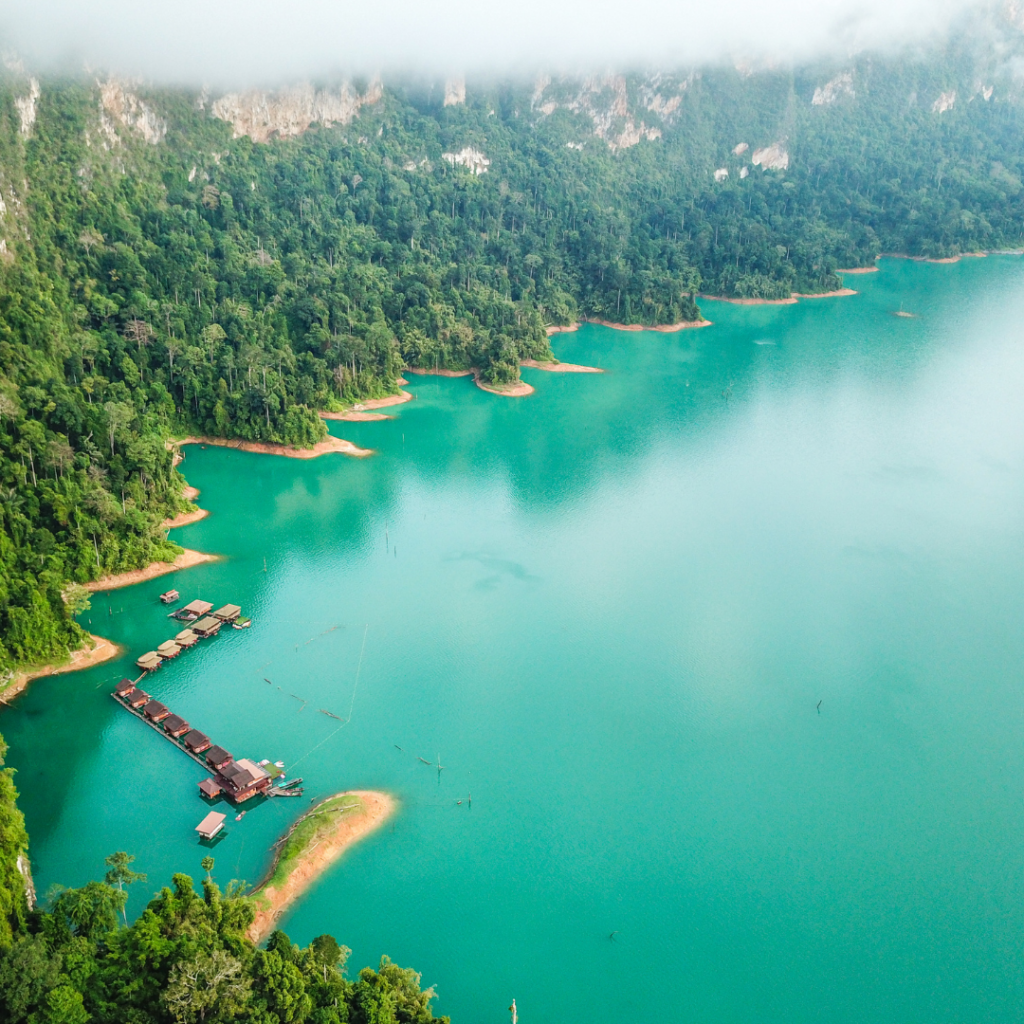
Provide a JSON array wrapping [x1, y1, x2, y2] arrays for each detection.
[[0, 0, 988, 85]]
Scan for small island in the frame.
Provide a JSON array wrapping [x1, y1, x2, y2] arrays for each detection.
[[248, 790, 395, 944]]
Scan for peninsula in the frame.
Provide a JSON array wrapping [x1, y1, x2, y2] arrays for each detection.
[[249, 791, 396, 943]]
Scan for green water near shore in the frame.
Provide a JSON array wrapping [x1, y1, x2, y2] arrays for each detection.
[[7, 257, 1024, 1023]]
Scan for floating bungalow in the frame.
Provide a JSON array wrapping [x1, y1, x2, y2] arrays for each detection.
[[160, 589, 180, 604], [143, 699, 170, 723], [114, 678, 135, 697], [128, 688, 150, 708], [192, 616, 222, 638], [206, 745, 233, 771], [183, 729, 211, 754], [218, 758, 272, 802], [175, 629, 199, 648], [198, 778, 224, 798], [174, 599, 213, 622], [195, 811, 226, 840], [212, 604, 242, 623], [156, 640, 181, 660], [136, 651, 162, 671], [163, 714, 191, 738]]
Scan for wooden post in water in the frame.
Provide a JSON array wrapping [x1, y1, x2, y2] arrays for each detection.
[[509, 998, 517, 1024]]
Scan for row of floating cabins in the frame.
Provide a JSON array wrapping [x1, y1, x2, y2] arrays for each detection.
[[115, 592, 300, 827], [136, 598, 247, 672], [113, 676, 298, 804]]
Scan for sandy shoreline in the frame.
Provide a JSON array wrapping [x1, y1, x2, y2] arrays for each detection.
[[792, 288, 857, 298], [176, 435, 372, 459], [321, 391, 414, 421], [248, 791, 395, 944], [404, 366, 535, 397], [84, 549, 218, 592], [162, 508, 209, 528], [521, 359, 604, 373], [837, 266, 879, 274], [2, 634, 123, 702]]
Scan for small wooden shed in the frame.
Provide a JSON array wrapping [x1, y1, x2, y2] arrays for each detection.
[[159, 589, 180, 604], [143, 700, 170, 722], [206, 745, 233, 771], [195, 811, 226, 840], [128, 689, 150, 708], [192, 616, 222, 637], [163, 714, 190, 738], [175, 629, 199, 647], [183, 729, 211, 753], [212, 604, 242, 622], [114, 678, 135, 696], [179, 599, 213, 619], [198, 778, 224, 798], [156, 641, 181, 658], [136, 652, 162, 671]]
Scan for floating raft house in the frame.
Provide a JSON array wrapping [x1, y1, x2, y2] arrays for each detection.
[[136, 651, 162, 671], [206, 745, 233, 771], [163, 714, 190, 738], [175, 629, 199, 647], [195, 811, 226, 840], [128, 689, 150, 708], [183, 729, 211, 754], [174, 599, 212, 621], [198, 778, 224, 798], [160, 589, 180, 604], [213, 604, 241, 622], [192, 616, 222, 638], [143, 700, 170, 723], [114, 678, 134, 697], [156, 640, 181, 659]]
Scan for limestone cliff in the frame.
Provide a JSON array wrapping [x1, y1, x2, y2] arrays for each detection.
[[211, 80, 383, 142]]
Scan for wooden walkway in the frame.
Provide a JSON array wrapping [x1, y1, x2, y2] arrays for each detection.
[[110, 693, 211, 771]]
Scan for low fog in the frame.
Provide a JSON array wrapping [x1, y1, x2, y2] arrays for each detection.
[[0, 0, 993, 85]]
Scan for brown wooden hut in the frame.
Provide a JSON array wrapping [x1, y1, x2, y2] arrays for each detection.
[[159, 589, 180, 604], [156, 640, 181, 659], [143, 700, 170, 723], [218, 758, 272, 802], [128, 688, 150, 708], [212, 604, 242, 622], [198, 778, 224, 798], [206, 745, 233, 771], [195, 811, 226, 839], [183, 729, 211, 754], [175, 629, 199, 647], [176, 599, 213, 621], [192, 616, 222, 637], [114, 678, 135, 697], [135, 651, 162, 671], [163, 714, 190, 738]]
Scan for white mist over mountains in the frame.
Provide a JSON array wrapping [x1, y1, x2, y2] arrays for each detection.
[[0, 0, 999, 85]]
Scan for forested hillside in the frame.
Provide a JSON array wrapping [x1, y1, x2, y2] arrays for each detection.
[[4, 28, 1024, 674]]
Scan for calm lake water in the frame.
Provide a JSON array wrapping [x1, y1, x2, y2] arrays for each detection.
[[6, 257, 1024, 1023]]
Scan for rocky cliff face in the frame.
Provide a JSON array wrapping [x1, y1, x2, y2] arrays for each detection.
[[531, 74, 677, 151], [99, 80, 167, 145], [211, 80, 383, 142]]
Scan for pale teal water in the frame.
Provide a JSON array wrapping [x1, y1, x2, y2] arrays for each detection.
[[6, 257, 1024, 1023]]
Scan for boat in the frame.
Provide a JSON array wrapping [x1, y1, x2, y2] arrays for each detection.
[[235, 811, 246, 821], [281, 777, 304, 789], [232, 616, 252, 629], [160, 589, 180, 604], [319, 709, 342, 720]]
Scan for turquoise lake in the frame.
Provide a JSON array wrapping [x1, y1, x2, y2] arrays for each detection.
[[5, 257, 1024, 1022]]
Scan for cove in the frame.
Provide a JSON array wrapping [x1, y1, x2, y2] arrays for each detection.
[[6, 256, 1024, 1024]]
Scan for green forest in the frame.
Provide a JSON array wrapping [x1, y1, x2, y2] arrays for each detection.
[[0, 732, 447, 1024], [3, 37, 1024, 673]]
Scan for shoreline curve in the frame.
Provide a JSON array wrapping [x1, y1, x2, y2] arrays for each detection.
[[84, 549, 218, 593], [176, 435, 373, 459], [2, 634, 123, 703], [248, 790, 395, 944], [321, 391, 414, 421], [521, 359, 604, 374]]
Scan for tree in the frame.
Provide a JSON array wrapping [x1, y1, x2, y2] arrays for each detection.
[[104, 852, 146, 926], [164, 950, 250, 1024]]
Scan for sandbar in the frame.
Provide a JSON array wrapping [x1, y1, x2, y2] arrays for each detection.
[[84, 549, 218, 593], [883, 252, 987, 264], [701, 294, 798, 305], [162, 508, 209, 528], [405, 366, 534, 397], [837, 266, 879, 274], [176, 435, 372, 459], [248, 790, 395, 944], [590, 318, 712, 331], [791, 288, 857, 298], [2, 634, 123, 702], [546, 323, 580, 336], [521, 359, 604, 373], [321, 391, 413, 421]]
